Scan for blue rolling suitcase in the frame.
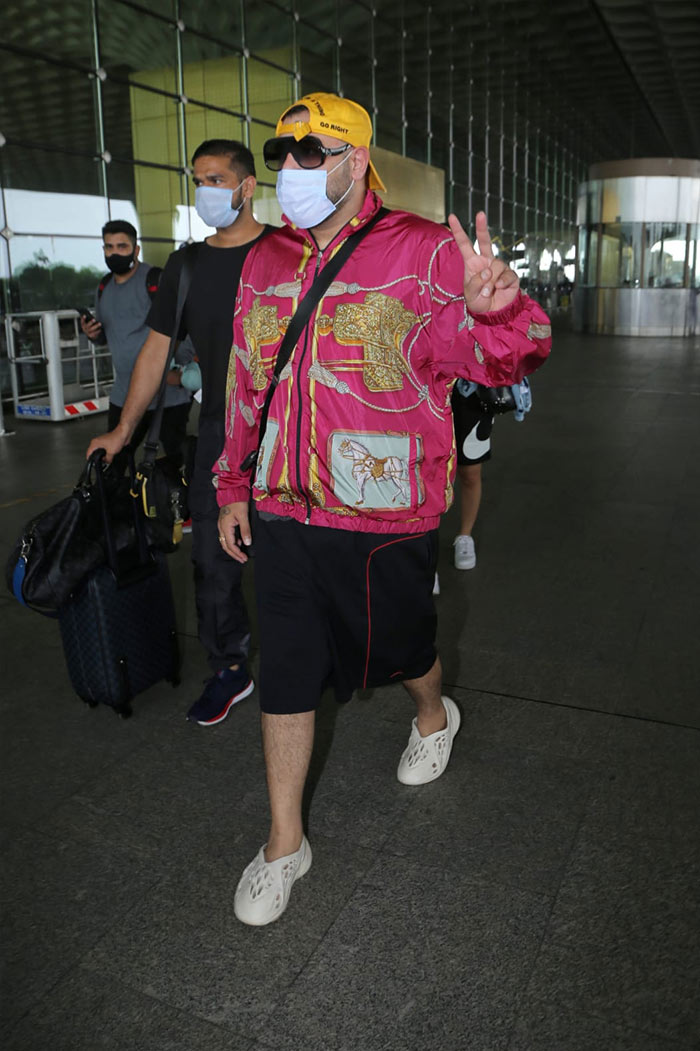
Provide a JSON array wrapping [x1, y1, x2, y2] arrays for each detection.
[[58, 551, 180, 718]]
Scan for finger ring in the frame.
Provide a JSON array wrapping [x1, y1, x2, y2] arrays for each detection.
[[218, 535, 225, 542]]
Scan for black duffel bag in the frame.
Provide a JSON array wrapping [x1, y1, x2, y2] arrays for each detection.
[[6, 450, 138, 614]]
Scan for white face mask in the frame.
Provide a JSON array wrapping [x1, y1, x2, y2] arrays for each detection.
[[276, 152, 355, 229], [195, 183, 244, 229]]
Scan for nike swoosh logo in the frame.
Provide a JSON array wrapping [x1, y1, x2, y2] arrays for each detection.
[[462, 422, 491, 460]]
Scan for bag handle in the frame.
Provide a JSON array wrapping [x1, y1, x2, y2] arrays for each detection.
[[141, 243, 197, 469], [74, 446, 106, 492], [90, 449, 151, 574], [241, 207, 389, 473]]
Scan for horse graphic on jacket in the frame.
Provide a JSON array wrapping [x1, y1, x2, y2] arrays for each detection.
[[338, 438, 409, 505]]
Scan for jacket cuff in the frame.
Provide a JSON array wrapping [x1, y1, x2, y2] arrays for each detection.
[[468, 291, 525, 327], [216, 484, 251, 508]]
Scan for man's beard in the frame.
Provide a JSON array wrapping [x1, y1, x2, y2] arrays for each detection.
[[327, 173, 353, 208]]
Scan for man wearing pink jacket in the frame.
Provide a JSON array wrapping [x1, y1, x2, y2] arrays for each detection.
[[215, 92, 551, 926]]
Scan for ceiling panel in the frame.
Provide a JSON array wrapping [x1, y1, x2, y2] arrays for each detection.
[[0, 0, 698, 202]]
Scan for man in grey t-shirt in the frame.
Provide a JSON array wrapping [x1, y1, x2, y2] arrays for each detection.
[[81, 220, 192, 466]]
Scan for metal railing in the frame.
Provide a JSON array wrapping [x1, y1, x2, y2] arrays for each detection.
[[3, 310, 114, 422]]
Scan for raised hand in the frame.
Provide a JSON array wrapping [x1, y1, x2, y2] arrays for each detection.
[[448, 211, 520, 313]]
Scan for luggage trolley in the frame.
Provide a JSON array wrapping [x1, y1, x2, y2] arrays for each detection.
[[4, 310, 113, 421]]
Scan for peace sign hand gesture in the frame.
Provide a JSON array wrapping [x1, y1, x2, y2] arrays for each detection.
[[448, 211, 520, 314]]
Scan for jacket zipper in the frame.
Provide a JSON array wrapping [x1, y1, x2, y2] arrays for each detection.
[[294, 246, 324, 525]]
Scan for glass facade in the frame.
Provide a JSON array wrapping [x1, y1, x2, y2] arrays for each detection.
[[576, 220, 698, 291], [644, 223, 687, 289], [574, 163, 700, 335], [576, 169, 700, 293], [1, 0, 585, 321], [599, 223, 642, 288], [691, 226, 700, 289]]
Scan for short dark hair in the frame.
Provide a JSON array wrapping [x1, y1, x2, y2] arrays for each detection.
[[191, 139, 256, 178], [102, 220, 138, 246], [281, 105, 309, 124]]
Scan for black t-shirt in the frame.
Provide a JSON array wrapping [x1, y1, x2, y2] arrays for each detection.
[[147, 228, 272, 422]]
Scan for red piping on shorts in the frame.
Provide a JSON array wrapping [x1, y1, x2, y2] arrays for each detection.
[[363, 533, 427, 688]]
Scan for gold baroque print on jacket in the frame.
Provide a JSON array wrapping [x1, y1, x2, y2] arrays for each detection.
[[242, 297, 286, 390], [308, 453, 325, 508], [318, 292, 419, 393], [265, 281, 302, 298], [527, 321, 552, 341], [225, 347, 238, 427]]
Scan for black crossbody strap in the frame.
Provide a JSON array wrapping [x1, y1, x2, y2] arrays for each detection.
[[241, 206, 388, 472], [141, 243, 197, 467]]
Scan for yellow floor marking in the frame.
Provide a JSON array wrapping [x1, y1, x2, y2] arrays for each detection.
[[0, 486, 70, 510]]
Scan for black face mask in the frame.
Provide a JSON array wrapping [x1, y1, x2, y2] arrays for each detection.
[[105, 251, 135, 275]]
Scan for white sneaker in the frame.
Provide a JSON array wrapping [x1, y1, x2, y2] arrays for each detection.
[[397, 696, 461, 785], [234, 837, 312, 926], [432, 572, 440, 595], [454, 534, 476, 570]]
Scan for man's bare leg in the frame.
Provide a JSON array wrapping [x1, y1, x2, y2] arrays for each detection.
[[403, 656, 446, 736], [398, 655, 460, 785], [457, 463, 482, 536], [262, 710, 315, 861]]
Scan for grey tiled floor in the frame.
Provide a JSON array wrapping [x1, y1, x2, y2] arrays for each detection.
[[1, 326, 699, 1051]]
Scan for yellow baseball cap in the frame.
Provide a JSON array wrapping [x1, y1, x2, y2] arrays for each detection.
[[275, 92, 386, 192]]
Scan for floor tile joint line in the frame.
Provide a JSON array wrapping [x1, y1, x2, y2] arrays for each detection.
[[443, 682, 700, 734]]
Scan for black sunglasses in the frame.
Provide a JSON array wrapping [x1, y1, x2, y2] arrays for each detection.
[[263, 135, 351, 172]]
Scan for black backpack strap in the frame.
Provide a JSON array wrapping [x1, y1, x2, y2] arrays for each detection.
[[97, 272, 112, 299], [241, 207, 389, 472], [140, 243, 198, 468], [99, 265, 160, 301], [145, 265, 162, 301]]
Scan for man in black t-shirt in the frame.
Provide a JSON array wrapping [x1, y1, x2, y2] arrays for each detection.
[[88, 139, 271, 725]]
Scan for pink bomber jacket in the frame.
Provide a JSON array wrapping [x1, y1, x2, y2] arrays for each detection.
[[214, 191, 552, 534]]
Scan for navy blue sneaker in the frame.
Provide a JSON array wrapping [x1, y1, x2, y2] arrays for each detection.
[[186, 665, 254, 726]]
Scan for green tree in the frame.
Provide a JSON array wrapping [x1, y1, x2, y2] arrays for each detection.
[[10, 254, 104, 313]]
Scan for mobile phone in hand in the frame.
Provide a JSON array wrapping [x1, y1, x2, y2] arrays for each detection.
[[78, 307, 96, 323]]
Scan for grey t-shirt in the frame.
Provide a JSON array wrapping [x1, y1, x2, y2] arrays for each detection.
[[95, 263, 191, 409]]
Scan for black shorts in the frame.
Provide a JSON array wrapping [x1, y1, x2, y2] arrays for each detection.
[[451, 388, 494, 465], [254, 516, 439, 714]]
